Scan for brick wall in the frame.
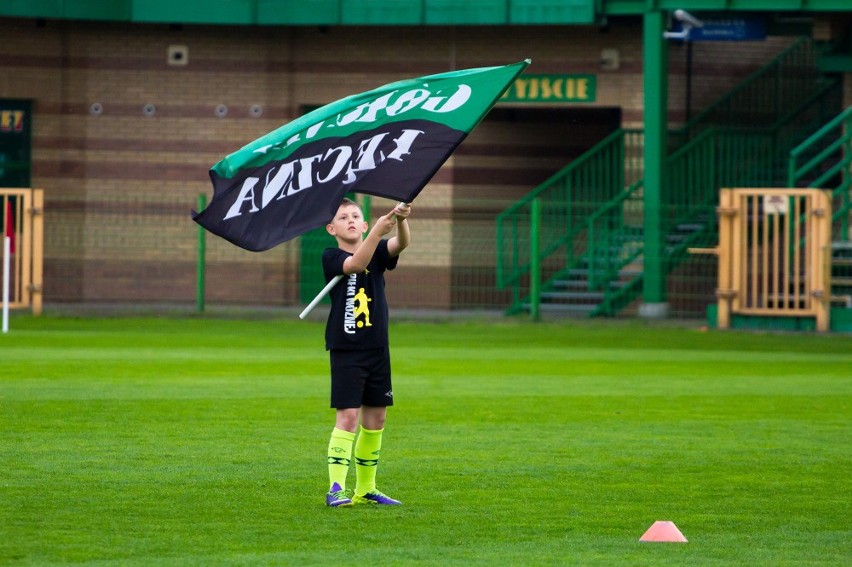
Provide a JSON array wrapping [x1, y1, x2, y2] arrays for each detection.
[[0, 16, 805, 309]]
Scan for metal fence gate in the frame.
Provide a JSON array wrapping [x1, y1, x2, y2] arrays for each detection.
[[694, 188, 832, 331], [1, 188, 43, 315]]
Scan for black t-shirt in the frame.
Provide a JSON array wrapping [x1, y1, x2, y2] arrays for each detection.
[[323, 239, 398, 350]]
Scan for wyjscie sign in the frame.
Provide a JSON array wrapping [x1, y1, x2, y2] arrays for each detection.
[[501, 74, 596, 103]]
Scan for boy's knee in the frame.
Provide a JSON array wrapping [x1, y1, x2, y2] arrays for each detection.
[[361, 407, 386, 430], [335, 409, 359, 432]]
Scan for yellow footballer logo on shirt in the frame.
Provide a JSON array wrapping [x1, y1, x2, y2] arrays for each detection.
[[353, 288, 372, 328], [343, 274, 373, 333]]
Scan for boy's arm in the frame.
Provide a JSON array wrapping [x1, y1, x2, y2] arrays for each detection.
[[342, 229, 383, 274], [341, 209, 398, 274], [388, 203, 411, 258]]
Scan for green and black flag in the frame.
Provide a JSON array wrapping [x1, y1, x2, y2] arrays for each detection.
[[192, 60, 530, 252]]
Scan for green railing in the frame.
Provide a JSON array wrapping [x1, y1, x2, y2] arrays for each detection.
[[495, 129, 643, 313], [496, 36, 843, 317], [583, 128, 777, 314], [666, 128, 778, 209], [584, 180, 643, 292], [497, 121, 833, 316], [674, 37, 821, 144], [788, 105, 852, 239]]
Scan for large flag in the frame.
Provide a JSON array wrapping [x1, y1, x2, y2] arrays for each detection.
[[192, 60, 530, 252]]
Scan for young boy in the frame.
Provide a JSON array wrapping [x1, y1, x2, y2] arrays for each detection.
[[322, 198, 411, 507]]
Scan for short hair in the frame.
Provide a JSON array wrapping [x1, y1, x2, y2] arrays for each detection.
[[330, 197, 362, 222]]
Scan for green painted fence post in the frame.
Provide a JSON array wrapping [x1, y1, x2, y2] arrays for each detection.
[[641, 9, 668, 314], [361, 195, 371, 224], [197, 193, 206, 313], [530, 197, 542, 321]]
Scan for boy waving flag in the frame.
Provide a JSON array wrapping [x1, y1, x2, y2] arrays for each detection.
[[322, 198, 411, 507], [191, 60, 530, 506]]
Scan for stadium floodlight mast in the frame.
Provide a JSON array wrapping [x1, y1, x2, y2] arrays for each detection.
[[663, 9, 704, 40], [299, 202, 409, 320]]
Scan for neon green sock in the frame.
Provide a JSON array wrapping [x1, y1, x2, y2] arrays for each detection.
[[354, 426, 383, 496], [327, 427, 355, 491]]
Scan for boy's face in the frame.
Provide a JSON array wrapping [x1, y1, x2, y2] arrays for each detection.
[[326, 203, 367, 244]]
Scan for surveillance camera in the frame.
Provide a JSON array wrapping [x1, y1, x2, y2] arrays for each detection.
[[674, 9, 704, 28], [663, 9, 704, 40], [674, 9, 700, 25]]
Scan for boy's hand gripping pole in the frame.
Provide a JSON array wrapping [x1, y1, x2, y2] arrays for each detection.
[[298, 202, 409, 320]]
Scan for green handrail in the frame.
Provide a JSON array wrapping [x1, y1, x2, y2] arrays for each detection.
[[788, 105, 852, 237], [585, 127, 776, 304], [585, 179, 643, 291], [675, 37, 817, 142], [495, 129, 643, 312]]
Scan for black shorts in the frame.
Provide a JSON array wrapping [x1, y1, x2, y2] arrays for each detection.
[[329, 347, 394, 409]]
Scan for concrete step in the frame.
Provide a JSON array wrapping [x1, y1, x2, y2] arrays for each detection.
[[551, 279, 592, 290], [524, 303, 598, 314], [676, 222, 706, 232], [551, 278, 630, 291], [541, 291, 605, 302]]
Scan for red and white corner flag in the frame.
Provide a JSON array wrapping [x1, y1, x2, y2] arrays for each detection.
[[4, 200, 14, 255]]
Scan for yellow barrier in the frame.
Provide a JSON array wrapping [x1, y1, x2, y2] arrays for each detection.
[[691, 188, 832, 332], [1, 188, 43, 315]]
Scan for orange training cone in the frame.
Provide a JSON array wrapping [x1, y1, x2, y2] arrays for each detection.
[[639, 521, 688, 542]]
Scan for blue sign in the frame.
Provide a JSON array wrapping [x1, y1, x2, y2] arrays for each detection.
[[675, 16, 767, 41]]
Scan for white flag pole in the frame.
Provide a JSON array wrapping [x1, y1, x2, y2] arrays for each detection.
[[299, 274, 343, 320], [298, 202, 409, 320], [2, 236, 10, 334]]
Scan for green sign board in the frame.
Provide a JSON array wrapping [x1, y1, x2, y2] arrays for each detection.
[[501, 74, 596, 103], [0, 100, 32, 187]]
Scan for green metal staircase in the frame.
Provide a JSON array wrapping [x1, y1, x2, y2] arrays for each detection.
[[496, 36, 846, 317], [495, 128, 643, 314]]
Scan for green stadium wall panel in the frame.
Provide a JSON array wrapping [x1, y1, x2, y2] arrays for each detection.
[[0, 0, 62, 19], [341, 0, 422, 25], [64, 0, 132, 21], [257, 0, 341, 25], [131, 0, 255, 25], [1, 1, 850, 25], [424, 0, 507, 25], [510, 0, 595, 24]]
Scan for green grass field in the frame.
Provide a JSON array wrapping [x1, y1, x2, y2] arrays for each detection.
[[1, 315, 850, 566]]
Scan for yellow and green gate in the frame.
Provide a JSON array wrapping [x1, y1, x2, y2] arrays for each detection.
[[693, 188, 832, 331]]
